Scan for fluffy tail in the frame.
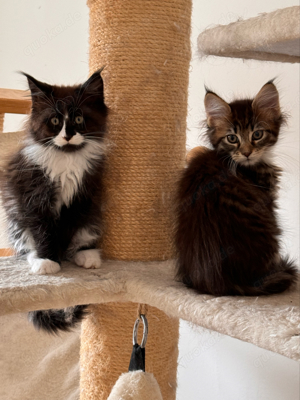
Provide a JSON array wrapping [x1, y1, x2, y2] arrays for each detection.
[[28, 305, 88, 334], [234, 257, 298, 296]]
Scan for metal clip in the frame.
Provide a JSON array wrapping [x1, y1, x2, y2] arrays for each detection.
[[133, 314, 148, 348]]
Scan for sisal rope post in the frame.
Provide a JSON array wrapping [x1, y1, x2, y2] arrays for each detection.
[[80, 1, 191, 399]]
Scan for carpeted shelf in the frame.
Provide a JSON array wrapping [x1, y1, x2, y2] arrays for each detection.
[[0, 256, 299, 362], [197, 6, 300, 63]]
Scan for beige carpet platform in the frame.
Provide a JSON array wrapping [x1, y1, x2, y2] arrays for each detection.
[[0, 256, 299, 362], [197, 6, 300, 63]]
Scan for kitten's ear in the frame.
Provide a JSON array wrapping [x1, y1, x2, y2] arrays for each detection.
[[252, 82, 281, 120], [21, 72, 52, 97], [82, 69, 104, 96], [204, 92, 231, 127]]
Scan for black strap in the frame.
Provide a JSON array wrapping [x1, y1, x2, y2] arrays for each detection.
[[128, 343, 145, 372]]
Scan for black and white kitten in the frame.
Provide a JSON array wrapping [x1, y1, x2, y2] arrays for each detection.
[[0, 70, 108, 332]]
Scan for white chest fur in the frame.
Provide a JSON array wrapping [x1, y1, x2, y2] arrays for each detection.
[[23, 139, 106, 211], [51, 152, 86, 210]]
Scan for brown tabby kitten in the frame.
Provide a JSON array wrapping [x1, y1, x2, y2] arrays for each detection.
[[175, 81, 297, 296]]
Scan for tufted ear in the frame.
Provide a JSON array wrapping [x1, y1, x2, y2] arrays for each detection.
[[21, 72, 52, 99], [81, 69, 104, 96], [252, 82, 281, 120], [204, 91, 231, 127]]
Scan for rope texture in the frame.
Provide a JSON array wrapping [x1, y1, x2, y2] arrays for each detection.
[[80, 0, 191, 398], [89, 0, 191, 260]]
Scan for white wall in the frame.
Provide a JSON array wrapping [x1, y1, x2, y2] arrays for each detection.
[[0, 0, 89, 247], [0, 0, 89, 132], [0, 1, 299, 399]]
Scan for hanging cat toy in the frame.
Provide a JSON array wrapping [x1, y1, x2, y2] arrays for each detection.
[[108, 312, 163, 400]]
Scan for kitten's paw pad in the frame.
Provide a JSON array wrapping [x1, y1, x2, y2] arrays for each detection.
[[30, 259, 61, 275], [74, 249, 101, 269]]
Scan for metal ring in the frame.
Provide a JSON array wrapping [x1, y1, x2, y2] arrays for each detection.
[[132, 314, 148, 348]]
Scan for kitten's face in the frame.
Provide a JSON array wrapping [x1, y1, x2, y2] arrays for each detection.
[[24, 71, 107, 152], [204, 82, 283, 167]]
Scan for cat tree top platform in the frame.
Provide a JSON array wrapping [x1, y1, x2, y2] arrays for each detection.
[[197, 6, 300, 63], [0, 256, 299, 361]]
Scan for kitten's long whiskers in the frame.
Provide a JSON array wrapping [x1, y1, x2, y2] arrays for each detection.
[[218, 154, 232, 168], [229, 158, 237, 176], [35, 137, 52, 143], [30, 92, 55, 109], [33, 99, 56, 111], [55, 97, 75, 114], [77, 93, 101, 109], [246, 182, 269, 189], [83, 135, 105, 140], [75, 85, 89, 109]]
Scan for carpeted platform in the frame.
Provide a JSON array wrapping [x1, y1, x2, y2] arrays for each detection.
[[197, 6, 300, 63], [0, 256, 299, 361]]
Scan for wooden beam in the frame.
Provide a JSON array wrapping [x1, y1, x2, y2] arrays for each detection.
[[0, 113, 4, 132], [0, 88, 31, 114], [0, 249, 14, 257]]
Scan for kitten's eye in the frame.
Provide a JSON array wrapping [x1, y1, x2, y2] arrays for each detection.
[[51, 117, 60, 126], [252, 130, 264, 140], [75, 116, 84, 124], [227, 135, 239, 144]]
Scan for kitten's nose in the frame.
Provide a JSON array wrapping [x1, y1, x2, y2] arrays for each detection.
[[63, 132, 75, 141], [242, 151, 252, 158], [63, 135, 74, 142], [64, 125, 76, 141]]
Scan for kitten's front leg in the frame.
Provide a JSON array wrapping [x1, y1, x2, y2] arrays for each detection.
[[73, 249, 102, 269], [26, 220, 62, 275], [27, 251, 61, 275]]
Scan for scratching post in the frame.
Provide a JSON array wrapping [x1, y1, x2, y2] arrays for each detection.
[[80, 1, 191, 399]]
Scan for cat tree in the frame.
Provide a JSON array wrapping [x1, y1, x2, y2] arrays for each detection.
[[0, 4, 300, 400], [79, 1, 191, 397]]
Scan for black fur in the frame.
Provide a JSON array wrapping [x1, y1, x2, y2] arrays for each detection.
[[28, 306, 88, 334], [175, 82, 298, 296], [0, 70, 108, 332], [3, 150, 104, 262]]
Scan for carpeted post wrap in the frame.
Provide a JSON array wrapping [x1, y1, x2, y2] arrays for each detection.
[[80, 1, 191, 399]]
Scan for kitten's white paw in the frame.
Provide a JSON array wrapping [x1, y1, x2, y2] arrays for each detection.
[[30, 258, 61, 275], [27, 251, 37, 265], [74, 249, 101, 269]]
